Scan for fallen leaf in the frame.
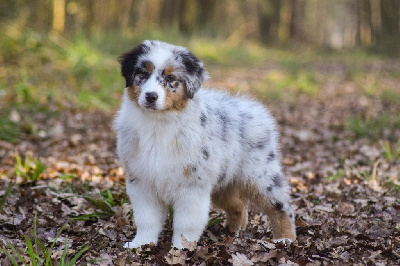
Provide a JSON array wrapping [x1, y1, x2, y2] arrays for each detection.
[[251, 250, 277, 263], [165, 248, 187, 265], [230, 252, 254, 266]]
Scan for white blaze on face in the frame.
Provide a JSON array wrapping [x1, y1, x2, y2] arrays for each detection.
[[145, 43, 175, 69], [136, 42, 177, 110], [138, 74, 166, 110]]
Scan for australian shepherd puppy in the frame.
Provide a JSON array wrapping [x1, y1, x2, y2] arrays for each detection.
[[114, 40, 296, 249]]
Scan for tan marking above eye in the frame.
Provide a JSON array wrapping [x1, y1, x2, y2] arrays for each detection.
[[142, 61, 154, 73], [163, 66, 175, 77]]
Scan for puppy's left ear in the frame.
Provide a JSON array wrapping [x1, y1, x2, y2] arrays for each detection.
[[119, 43, 149, 87], [180, 51, 209, 99]]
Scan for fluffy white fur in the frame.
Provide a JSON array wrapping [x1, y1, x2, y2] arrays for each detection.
[[115, 40, 296, 249]]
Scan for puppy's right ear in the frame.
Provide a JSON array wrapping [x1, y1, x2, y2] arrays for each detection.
[[119, 43, 149, 87]]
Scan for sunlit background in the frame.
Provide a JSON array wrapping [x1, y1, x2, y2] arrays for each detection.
[[2, 0, 400, 50], [1, 0, 399, 111]]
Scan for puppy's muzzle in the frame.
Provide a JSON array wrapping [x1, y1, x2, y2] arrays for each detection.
[[145, 92, 158, 104]]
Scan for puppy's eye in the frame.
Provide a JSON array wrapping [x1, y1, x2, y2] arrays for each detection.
[[136, 71, 149, 80], [165, 75, 175, 83]]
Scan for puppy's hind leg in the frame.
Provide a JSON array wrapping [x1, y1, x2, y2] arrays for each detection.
[[260, 194, 296, 242], [253, 170, 296, 241], [211, 183, 248, 233]]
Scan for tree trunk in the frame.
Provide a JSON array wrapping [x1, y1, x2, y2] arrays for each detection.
[[52, 0, 65, 33]]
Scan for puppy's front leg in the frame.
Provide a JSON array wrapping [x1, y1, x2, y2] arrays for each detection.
[[172, 190, 211, 249], [124, 184, 166, 248]]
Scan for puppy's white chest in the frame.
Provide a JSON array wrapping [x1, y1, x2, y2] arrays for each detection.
[[126, 127, 195, 182]]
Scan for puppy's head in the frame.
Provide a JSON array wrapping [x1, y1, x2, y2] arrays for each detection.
[[119, 40, 209, 111]]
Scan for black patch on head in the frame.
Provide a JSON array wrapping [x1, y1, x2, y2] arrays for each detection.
[[174, 50, 207, 99], [266, 152, 275, 162], [201, 147, 209, 160], [200, 113, 207, 127], [266, 186, 273, 192], [119, 43, 149, 87], [274, 201, 284, 211], [140, 61, 149, 69], [272, 173, 283, 187], [191, 165, 197, 172], [181, 51, 202, 75]]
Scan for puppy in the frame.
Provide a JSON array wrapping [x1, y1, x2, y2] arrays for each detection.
[[114, 40, 296, 249]]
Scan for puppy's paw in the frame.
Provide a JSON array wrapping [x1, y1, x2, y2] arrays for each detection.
[[123, 238, 156, 249], [272, 238, 293, 244], [171, 235, 198, 250], [172, 242, 184, 249], [123, 240, 140, 249]]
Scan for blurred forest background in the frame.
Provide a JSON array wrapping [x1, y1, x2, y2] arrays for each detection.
[[1, 0, 400, 52], [1, 0, 400, 112]]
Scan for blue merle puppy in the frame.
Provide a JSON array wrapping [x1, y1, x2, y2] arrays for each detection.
[[114, 40, 296, 249]]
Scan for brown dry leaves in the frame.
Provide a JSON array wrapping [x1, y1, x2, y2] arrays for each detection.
[[1, 59, 400, 265]]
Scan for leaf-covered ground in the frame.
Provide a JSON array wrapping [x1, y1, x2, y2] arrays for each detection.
[[1, 55, 400, 265]]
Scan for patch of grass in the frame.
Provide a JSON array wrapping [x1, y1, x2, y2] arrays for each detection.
[[70, 189, 128, 221], [326, 169, 346, 181], [254, 70, 320, 101], [384, 180, 400, 192], [380, 140, 400, 161], [0, 215, 89, 265], [207, 213, 226, 228], [14, 154, 46, 183], [381, 89, 400, 106], [190, 40, 267, 65], [346, 114, 400, 140], [15, 71, 37, 104], [70, 196, 115, 221], [57, 173, 78, 180], [3, 68, 53, 113], [311, 199, 321, 205], [0, 117, 19, 142], [350, 71, 382, 96], [0, 30, 122, 112], [61, 36, 122, 110]]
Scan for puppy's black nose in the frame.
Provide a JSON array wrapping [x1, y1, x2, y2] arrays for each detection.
[[145, 92, 158, 103]]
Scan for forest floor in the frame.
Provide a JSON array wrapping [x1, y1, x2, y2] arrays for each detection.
[[0, 34, 400, 265]]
